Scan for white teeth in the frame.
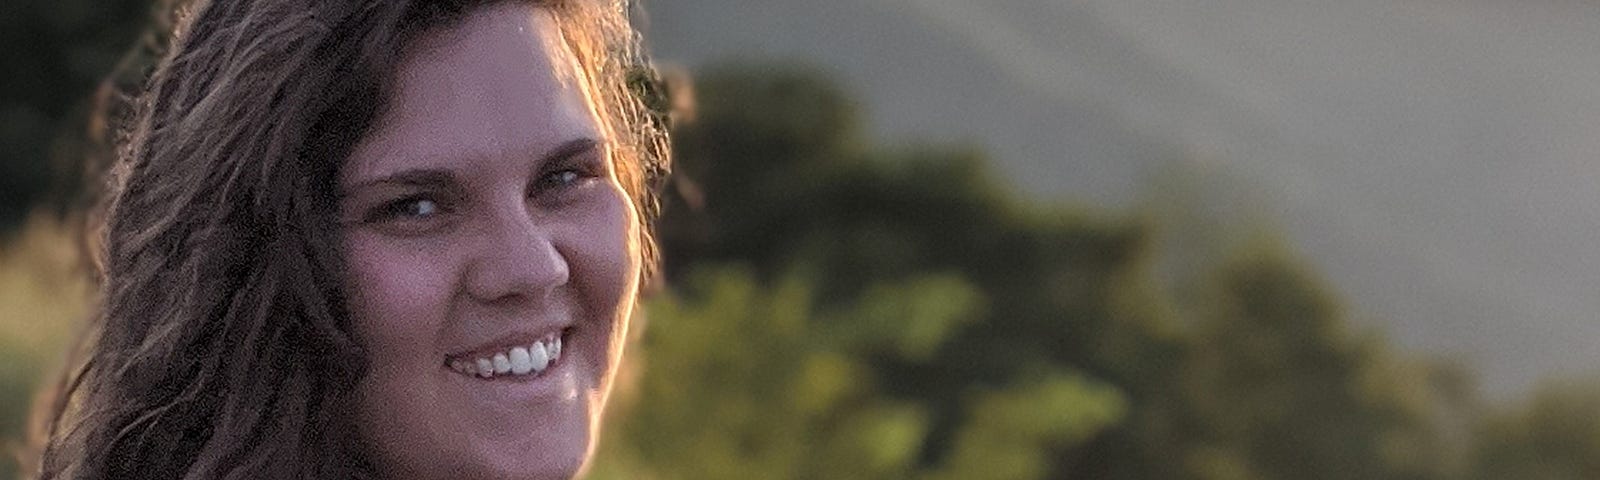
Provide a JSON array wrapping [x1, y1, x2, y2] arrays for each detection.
[[509, 347, 534, 375], [492, 354, 512, 374], [451, 331, 566, 378], [528, 341, 550, 373]]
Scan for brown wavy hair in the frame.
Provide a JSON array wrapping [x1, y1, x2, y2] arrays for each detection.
[[30, 0, 669, 477]]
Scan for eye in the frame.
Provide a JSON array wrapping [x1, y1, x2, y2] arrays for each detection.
[[408, 198, 440, 216], [539, 168, 592, 190], [368, 195, 449, 223], [529, 148, 606, 204]]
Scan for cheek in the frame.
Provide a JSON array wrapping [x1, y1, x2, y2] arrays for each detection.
[[565, 187, 641, 312], [343, 234, 456, 357]]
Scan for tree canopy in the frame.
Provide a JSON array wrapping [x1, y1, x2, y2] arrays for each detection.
[[580, 63, 1591, 479]]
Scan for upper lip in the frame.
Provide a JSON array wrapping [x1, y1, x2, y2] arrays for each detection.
[[445, 326, 570, 362]]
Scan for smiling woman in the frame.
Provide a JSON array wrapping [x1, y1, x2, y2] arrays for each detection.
[[29, 1, 668, 479], [341, 6, 643, 478]]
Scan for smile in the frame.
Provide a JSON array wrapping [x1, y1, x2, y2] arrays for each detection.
[[446, 329, 565, 379]]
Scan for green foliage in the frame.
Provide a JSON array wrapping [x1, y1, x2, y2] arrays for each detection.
[[0, 218, 94, 479], [588, 267, 1125, 480], [925, 373, 1127, 480], [1, 0, 158, 232], [830, 273, 982, 362], [1173, 245, 1464, 480], [1469, 382, 1600, 480], [649, 61, 1184, 477], [601, 62, 1524, 480]]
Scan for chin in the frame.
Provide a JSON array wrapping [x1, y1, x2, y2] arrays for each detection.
[[358, 355, 607, 480], [371, 405, 598, 480], [458, 383, 603, 479], [476, 409, 595, 480], [477, 449, 588, 480]]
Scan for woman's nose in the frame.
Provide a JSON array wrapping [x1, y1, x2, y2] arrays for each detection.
[[464, 211, 570, 305]]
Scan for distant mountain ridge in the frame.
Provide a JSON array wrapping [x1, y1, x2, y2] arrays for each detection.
[[641, 0, 1600, 399]]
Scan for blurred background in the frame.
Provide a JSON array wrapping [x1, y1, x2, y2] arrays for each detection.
[[5, 0, 1600, 478]]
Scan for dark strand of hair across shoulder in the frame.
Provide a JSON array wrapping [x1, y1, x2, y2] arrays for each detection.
[[27, 0, 669, 478]]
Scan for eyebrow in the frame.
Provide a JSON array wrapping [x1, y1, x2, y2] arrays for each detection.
[[345, 138, 602, 193]]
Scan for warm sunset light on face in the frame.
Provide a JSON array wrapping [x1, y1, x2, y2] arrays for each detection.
[[339, 5, 640, 479]]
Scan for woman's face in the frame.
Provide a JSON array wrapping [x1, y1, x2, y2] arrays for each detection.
[[339, 5, 640, 479]]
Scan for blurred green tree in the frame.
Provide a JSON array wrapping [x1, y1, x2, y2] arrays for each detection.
[[1166, 243, 1467, 480], [653, 62, 1171, 475], [1468, 382, 1600, 480], [617, 63, 1481, 480], [588, 267, 1127, 480], [1, 0, 165, 233]]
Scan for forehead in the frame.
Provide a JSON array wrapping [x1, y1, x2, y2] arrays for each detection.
[[344, 5, 601, 180]]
